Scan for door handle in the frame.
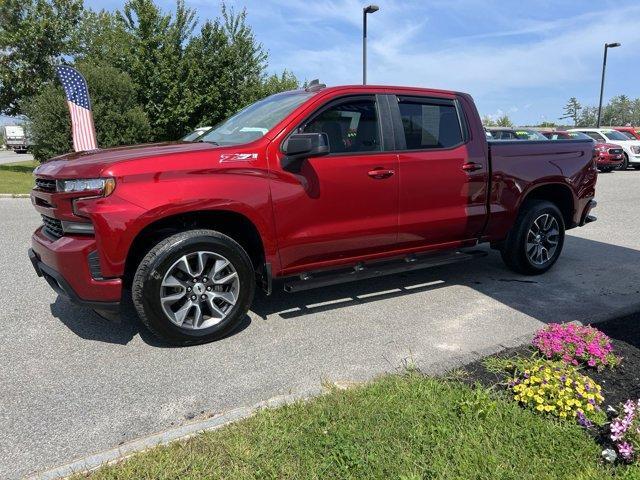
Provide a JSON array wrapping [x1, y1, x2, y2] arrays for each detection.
[[367, 168, 395, 179], [462, 162, 483, 172]]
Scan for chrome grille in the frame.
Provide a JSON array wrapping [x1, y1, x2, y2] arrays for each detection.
[[35, 178, 57, 192], [42, 215, 63, 239], [608, 148, 623, 155]]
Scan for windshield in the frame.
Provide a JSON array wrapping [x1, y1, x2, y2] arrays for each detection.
[[514, 129, 547, 140], [619, 131, 636, 140], [199, 91, 314, 146], [602, 130, 631, 141]]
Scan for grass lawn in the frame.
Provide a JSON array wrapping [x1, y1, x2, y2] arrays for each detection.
[[0, 160, 37, 194], [77, 373, 639, 480]]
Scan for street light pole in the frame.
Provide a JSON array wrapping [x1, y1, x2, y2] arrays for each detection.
[[597, 42, 621, 128], [362, 4, 379, 85]]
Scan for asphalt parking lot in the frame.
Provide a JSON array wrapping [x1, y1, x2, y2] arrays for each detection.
[[0, 150, 33, 165], [1, 171, 640, 479]]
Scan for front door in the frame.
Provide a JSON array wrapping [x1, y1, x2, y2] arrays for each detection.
[[392, 95, 488, 247], [269, 95, 399, 273]]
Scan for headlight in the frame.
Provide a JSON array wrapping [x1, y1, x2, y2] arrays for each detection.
[[631, 146, 640, 154], [595, 145, 607, 152], [56, 178, 116, 196]]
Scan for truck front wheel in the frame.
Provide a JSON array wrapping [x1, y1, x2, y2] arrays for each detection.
[[500, 200, 565, 275], [132, 229, 255, 345]]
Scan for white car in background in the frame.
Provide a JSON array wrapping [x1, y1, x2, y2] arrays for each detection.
[[568, 128, 640, 170]]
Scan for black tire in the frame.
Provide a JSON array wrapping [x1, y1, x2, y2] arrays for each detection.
[[618, 154, 629, 170], [132, 229, 255, 345], [500, 200, 565, 275], [598, 167, 612, 173]]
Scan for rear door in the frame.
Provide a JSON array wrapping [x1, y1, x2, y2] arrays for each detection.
[[391, 94, 488, 247], [268, 94, 399, 273]]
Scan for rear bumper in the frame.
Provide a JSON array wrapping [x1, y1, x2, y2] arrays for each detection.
[[30, 228, 122, 310]]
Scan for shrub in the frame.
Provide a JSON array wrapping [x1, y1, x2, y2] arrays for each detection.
[[532, 323, 621, 370], [610, 399, 640, 463], [509, 360, 605, 424]]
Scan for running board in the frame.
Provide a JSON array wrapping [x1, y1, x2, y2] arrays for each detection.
[[283, 250, 487, 293]]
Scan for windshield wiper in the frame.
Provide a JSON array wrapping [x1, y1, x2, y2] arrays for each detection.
[[198, 140, 220, 146]]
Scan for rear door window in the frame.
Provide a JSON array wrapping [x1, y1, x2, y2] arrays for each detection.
[[397, 98, 463, 149]]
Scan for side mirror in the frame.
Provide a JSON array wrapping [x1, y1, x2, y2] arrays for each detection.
[[281, 133, 330, 172]]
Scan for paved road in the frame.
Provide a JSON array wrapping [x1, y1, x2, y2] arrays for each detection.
[[0, 150, 33, 165], [2, 172, 640, 479]]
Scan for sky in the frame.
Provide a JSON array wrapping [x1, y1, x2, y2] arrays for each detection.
[[6, 0, 640, 126]]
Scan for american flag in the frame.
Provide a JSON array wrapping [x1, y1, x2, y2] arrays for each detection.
[[55, 65, 98, 152]]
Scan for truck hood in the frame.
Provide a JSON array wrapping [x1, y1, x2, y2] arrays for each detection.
[[34, 142, 218, 178]]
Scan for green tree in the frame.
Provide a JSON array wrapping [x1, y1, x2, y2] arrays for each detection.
[[73, 9, 133, 70], [496, 114, 513, 127], [0, 0, 83, 115], [559, 97, 581, 126], [602, 95, 633, 126], [481, 115, 497, 126], [182, 6, 297, 130], [577, 106, 598, 127], [24, 62, 151, 161], [538, 121, 558, 128], [120, 0, 196, 140]]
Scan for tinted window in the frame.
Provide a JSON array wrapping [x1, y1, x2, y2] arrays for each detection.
[[601, 130, 629, 141], [488, 129, 517, 140], [302, 98, 381, 154], [583, 131, 605, 142], [398, 99, 463, 149]]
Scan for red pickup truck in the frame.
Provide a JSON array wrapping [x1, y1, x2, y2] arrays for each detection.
[[29, 84, 598, 344]]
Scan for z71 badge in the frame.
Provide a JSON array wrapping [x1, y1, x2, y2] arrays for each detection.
[[219, 153, 258, 163]]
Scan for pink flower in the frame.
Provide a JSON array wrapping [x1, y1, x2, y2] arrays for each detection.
[[618, 442, 634, 461]]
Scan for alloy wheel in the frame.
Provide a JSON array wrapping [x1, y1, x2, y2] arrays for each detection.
[[160, 251, 239, 329], [526, 214, 560, 266]]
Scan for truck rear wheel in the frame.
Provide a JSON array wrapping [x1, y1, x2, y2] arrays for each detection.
[[132, 229, 255, 345], [500, 200, 565, 275]]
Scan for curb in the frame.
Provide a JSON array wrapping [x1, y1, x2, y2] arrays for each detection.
[[0, 193, 30, 198], [27, 387, 321, 480]]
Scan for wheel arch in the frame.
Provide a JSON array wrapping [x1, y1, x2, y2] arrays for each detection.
[[519, 182, 576, 229], [123, 209, 268, 287]]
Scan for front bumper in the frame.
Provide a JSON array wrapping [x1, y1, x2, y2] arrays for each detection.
[[30, 228, 121, 311], [596, 154, 623, 166]]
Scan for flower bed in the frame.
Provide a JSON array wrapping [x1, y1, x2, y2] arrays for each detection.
[[532, 323, 621, 370], [463, 313, 640, 469]]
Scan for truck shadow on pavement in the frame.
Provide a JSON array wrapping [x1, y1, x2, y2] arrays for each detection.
[[49, 236, 640, 346]]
